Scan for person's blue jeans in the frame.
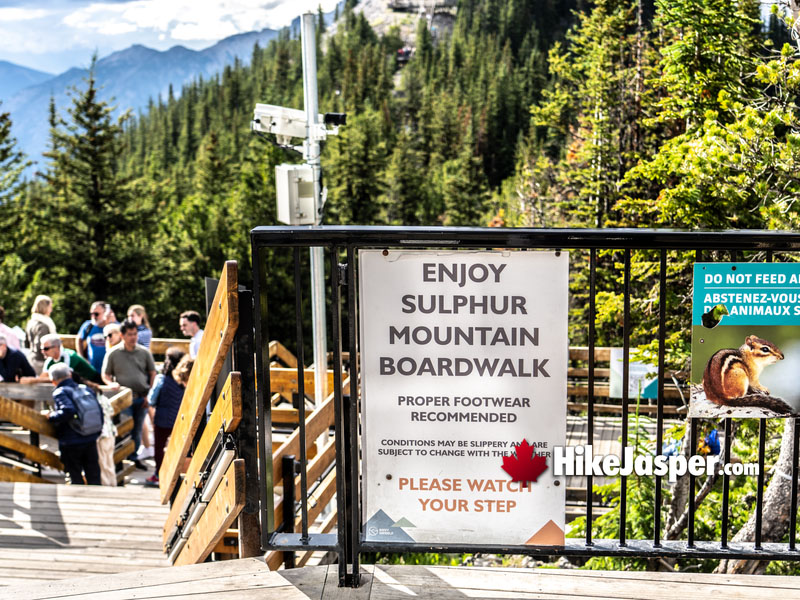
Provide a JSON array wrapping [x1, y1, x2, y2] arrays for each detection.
[[124, 396, 147, 460]]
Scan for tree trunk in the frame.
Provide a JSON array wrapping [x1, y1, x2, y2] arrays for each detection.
[[663, 424, 692, 534], [715, 419, 796, 575]]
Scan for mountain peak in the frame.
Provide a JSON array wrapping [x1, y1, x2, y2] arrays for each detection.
[[3, 1, 343, 171], [0, 61, 54, 100]]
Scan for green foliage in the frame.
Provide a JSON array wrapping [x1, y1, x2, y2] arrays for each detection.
[[0, 101, 27, 207], [8, 59, 162, 330], [324, 108, 388, 224], [568, 412, 658, 571], [0, 102, 30, 325], [568, 413, 787, 573]]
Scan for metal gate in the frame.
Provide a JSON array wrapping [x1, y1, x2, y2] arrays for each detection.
[[251, 226, 800, 586]]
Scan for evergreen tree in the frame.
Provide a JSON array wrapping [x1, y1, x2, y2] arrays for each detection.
[[381, 127, 428, 224], [0, 102, 27, 206], [23, 58, 160, 326], [0, 104, 30, 323], [621, 0, 765, 228], [324, 108, 388, 224], [522, 0, 651, 226], [440, 129, 489, 225]]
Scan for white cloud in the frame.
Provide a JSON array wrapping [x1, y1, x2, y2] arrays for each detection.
[[0, 0, 342, 72], [0, 7, 53, 23], [171, 20, 239, 41], [63, 0, 340, 41]]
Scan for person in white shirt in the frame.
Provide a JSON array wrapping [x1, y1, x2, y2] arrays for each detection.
[[179, 310, 204, 359], [0, 306, 21, 351]]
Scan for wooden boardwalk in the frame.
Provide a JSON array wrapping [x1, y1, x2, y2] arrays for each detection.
[[0, 481, 169, 586], [4, 558, 800, 599]]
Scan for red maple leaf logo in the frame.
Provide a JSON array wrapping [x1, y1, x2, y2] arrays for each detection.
[[501, 439, 548, 483]]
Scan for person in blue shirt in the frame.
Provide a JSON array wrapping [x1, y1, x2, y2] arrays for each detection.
[[76, 301, 116, 372], [47, 363, 101, 485], [0, 335, 35, 381]]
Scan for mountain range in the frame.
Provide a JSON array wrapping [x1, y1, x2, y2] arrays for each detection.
[[1, 26, 289, 175], [0, 61, 54, 99], [3, 14, 337, 176]]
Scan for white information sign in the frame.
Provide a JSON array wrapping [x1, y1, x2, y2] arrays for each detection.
[[359, 250, 568, 546]]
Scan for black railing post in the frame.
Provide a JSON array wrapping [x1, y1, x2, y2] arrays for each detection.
[[687, 418, 697, 548], [282, 455, 297, 569], [234, 288, 261, 558], [292, 248, 310, 543], [252, 244, 274, 549], [330, 271, 349, 586], [586, 248, 596, 547], [619, 249, 631, 546], [654, 249, 666, 547], [345, 247, 361, 587]]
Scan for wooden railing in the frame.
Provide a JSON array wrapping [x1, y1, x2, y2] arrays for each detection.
[[0, 386, 133, 484], [159, 261, 247, 566], [567, 346, 686, 415], [60, 335, 190, 358]]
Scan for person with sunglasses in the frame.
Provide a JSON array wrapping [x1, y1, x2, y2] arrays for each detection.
[[76, 301, 117, 373], [19, 333, 102, 386], [103, 323, 122, 349]]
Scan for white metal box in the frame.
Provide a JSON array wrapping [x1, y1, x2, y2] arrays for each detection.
[[276, 164, 316, 225]]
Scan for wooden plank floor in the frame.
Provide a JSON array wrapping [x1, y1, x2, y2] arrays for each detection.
[[0, 481, 169, 586], [4, 559, 800, 599]]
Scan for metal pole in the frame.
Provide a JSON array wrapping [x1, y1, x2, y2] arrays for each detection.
[[301, 13, 328, 409]]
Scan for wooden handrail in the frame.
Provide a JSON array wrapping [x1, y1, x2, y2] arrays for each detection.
[[271, 378, 345, 491], [0, 432, 63, 471], [173, 459, 246, 565], [60, 335, 190, 356], [269, 341, 298, 368], [149, 338, 191, 356], [162, 372, 242, 547], [0, 395, 56, 437], [569, 347, 614, 361], [0, 465, 52, 484], [159, 261, 239, 503], [269, 368, 339, 401]]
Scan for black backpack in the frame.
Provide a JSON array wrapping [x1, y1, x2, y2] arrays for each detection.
[[66, 385, 103, 436]]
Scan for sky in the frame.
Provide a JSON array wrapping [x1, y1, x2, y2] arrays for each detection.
[[0, 0, 340, 74]]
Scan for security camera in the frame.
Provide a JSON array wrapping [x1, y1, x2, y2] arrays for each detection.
[[324, 113, 347, 127], [252, 104, 319, 141], [252, 103, 343, 147]]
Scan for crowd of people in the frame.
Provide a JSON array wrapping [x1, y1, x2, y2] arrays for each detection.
[[0, 298, 207, 487]]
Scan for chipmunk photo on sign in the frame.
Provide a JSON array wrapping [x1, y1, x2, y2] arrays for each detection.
[[690, 263, 800, 418]]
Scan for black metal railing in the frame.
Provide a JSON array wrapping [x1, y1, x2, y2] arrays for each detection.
[[251, 226, 800, 587]]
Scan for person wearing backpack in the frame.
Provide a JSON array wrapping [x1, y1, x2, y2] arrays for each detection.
[[47, 363, 102, 485]]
